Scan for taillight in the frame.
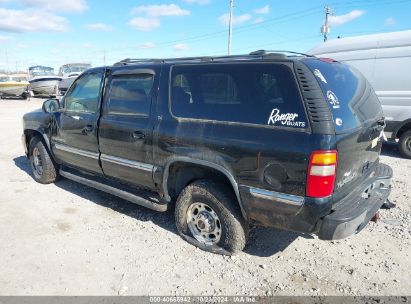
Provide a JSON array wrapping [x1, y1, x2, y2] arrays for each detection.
[[306, 150, 338, 198]]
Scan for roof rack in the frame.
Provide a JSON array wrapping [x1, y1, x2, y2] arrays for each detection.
[[114, 54, 254, 66], [114, 50, 312, 66], [249, 50, 315, 57]]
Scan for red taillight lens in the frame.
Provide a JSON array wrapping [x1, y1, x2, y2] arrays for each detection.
[[306, 150, 338, 198]]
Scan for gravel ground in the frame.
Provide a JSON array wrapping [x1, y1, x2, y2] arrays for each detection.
[[0, 98, 410, 296]]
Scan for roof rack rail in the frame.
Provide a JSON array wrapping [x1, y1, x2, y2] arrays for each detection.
[[114, 56, 211, 66], [249, 50, 315, 57], [114, 51, 311, 66], [114, 54, 268, 66]]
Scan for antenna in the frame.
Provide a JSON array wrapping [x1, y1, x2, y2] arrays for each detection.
[[321, 6, 332, 42], [228, 0, 234, 55]]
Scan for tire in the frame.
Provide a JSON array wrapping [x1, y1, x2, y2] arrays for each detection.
[[175, 180, 248, 255], [29, 137, 58, 184], [399, 130, 411, 159]]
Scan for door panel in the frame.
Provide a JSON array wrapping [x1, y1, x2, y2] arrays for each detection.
[[99, 116, 155, 188], [51, 69, 105, 173], [98, 68, 159, 189]]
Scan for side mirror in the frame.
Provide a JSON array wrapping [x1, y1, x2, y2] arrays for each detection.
[[42, 99, 60, 113]]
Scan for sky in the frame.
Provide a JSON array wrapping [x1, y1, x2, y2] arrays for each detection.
[[0, 0, 411, 72]]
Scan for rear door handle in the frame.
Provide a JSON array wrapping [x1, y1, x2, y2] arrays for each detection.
[[132, 131, 145, 140]]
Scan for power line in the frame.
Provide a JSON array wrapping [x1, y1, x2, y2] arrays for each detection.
[[65, 0, 411, 58]]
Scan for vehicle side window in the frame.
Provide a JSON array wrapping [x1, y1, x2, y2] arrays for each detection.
[[65, 71, 103, 113], [303, 59, 382, 132], [173, 74, 193, 103], [107, 74, 154, 116], [171, 64, 308, 128], [201, 74, 240, 104], [260, 74, 284, 104]]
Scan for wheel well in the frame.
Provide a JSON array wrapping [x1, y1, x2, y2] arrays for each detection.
[[397, 122, 411, 139], [167, 162, 235, 200], [24, 129, 43, 153]]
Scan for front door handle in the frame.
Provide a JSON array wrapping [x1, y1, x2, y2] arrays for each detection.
[[132, 131, 145, 140], [82, 124, 94, 134]]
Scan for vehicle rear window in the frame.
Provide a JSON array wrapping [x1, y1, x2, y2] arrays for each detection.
[[107, 74, 154, 116], [303, 59, 382, 132], [170, 63, 308, 129]]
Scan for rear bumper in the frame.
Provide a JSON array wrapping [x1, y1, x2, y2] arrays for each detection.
[[239, 163, 392, 239], [318, 163, 392, 240]]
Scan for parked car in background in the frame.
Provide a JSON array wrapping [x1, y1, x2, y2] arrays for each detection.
[[309, 30, 411, 158], [22, 51, 392, 254], [58, 63, 91, 95]]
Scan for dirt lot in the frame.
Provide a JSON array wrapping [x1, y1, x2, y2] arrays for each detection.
[[0, 98, 410, 296]]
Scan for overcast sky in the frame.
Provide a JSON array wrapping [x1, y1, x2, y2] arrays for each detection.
[[0, 0, 410, 71]]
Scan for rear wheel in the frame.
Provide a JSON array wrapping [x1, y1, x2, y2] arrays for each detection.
[[29, 137, 58, 184], [399, 130, 411, 159], [175, 180, 248, 255]]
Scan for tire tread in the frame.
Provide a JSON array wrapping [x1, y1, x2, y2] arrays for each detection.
[[29, 136, 58, 184]]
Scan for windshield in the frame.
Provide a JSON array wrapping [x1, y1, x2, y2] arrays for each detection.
[[303, 58, 383, 133], [29, 67, 54, 77], [11, 77, 27, 82], [70, 66, 89, 73], [62, 65, 91, 74]]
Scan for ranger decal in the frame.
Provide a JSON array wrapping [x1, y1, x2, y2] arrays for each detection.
[[267, 108, 306, 128]]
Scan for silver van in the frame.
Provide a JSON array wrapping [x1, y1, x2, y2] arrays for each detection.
[[308, 30, 411, 158]]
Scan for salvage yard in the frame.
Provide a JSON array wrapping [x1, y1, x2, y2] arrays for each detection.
[[0, 98, 410, 296]]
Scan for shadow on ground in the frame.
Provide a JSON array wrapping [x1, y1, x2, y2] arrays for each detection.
[[381, 142, 402, 158], [13, 155, 298, 257]]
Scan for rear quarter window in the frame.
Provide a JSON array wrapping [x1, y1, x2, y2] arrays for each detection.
[[303, 59, 382, 132], [170, 63, 308, 129]]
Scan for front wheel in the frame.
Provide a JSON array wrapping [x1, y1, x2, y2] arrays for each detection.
[[175, 180, 248, 255], [29, 137, 58, 184], [399, 130, 411, 159]]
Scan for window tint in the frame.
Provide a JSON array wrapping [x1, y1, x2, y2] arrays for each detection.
[[303, 59, 382, 132], [170, 63, 307, 128], [107, 74, 154, 116], [201, 74, 240, 104], [65, 71, 103, 113]]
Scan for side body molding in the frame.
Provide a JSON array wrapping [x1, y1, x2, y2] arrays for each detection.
[[161, 157, 247, 219]]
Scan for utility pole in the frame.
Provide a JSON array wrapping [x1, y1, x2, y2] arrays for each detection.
[[5, 49, 9, 73], [321, 6, 332, 42], [228, 0, 234, 55]]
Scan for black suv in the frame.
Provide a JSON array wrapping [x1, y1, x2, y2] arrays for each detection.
[[22, 51, 392, 254]]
